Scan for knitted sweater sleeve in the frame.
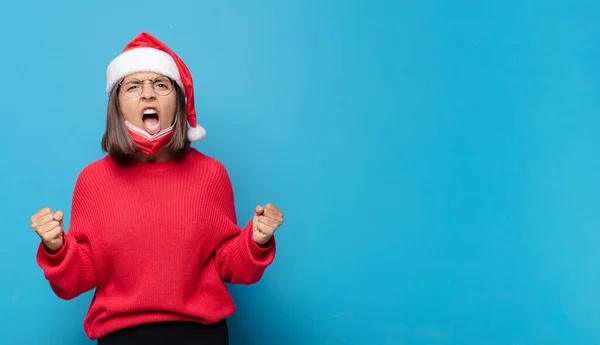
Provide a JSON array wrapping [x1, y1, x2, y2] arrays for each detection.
[[212, 163, 276, 285], [35, 170, 97, 300]]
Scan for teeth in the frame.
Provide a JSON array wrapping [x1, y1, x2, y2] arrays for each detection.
[[143, 109, 158, 115]]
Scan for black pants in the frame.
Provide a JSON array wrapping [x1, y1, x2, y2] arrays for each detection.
[[97, 320, 228, 345]]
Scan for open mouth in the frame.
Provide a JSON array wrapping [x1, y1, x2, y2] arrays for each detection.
[[142, 108, 160, 135]]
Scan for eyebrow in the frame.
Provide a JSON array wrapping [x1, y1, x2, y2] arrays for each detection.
[[122, 77, 170, 84], [122, 79, 142, 84]]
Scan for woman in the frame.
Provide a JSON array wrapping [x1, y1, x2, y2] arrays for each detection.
[[28, 32, 284, 345]]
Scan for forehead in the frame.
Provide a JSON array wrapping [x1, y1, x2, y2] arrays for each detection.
[[122, 72, 166, 82]]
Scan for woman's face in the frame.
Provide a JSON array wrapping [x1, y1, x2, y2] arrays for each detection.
[[118, 72, 177, 135]]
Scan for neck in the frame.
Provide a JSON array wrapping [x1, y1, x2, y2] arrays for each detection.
[[132, 147, 175, 163], [135, 153, 170, 163]]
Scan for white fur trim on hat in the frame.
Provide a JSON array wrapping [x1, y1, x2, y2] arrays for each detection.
[[106, 47, 183, 95], [187, 126, 206, 142]]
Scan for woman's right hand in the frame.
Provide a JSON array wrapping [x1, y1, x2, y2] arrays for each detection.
[[30, 208, 64, 252]]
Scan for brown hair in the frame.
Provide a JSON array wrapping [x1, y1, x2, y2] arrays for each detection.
[[101, 81, 191, 165]]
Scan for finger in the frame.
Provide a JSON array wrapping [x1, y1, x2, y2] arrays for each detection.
[[30, 208, 53, 225], [261, 207, 283, 225], [254, 205, 264, 216], [268, 216, 283, 226], [263, 207, 283, 220], [264, 203, 280, 212], [38, 220, 61, 234], [54, 211, 64, 222], [256, 221, 275, 236], [257, 219, 279, 235], [31, 208, 53, 221], [258, 216, 279, 228], [43, 227, 63, 242], [31, 213, 56, 229]]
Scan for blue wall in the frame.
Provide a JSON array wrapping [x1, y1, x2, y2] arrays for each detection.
[[2, 1, 600, 344]]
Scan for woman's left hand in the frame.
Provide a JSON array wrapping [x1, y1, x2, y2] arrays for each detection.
[[252, 203, 284, 246]]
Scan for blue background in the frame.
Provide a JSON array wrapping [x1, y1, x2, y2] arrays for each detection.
[[1, 0, 600, 344]]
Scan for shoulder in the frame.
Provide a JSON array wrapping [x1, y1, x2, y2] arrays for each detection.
[[186, 148, 230, 177], [72, 155, 115, 189], [185, 148, 235, 193]]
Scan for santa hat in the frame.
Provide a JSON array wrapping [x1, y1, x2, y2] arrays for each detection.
[[106, 32, 206, 142]]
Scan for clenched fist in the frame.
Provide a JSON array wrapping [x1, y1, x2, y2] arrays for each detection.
[[30, 208, 64, 252], [252, 203, 284, 246]]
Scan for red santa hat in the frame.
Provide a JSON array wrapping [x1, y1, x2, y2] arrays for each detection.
[[106, 32, 206, 142]]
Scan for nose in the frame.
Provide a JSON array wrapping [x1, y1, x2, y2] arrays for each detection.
[[141, 82, 156, 100]]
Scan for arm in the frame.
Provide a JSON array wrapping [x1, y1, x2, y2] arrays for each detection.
[[211, 164, 276, 285], [35, 171, 98, 300]]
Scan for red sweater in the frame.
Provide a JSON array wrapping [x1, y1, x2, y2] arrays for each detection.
[[35, 148, 276, 340]]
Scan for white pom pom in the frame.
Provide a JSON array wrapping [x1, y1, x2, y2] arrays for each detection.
[[187, 126, 206, 142]]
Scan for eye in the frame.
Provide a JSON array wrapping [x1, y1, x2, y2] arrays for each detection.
[[154, 80, 172, 90]]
